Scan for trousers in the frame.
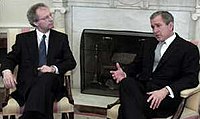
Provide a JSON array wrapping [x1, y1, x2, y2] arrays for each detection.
[[16, 73, 64, 119], [117, 77, 181, 119]]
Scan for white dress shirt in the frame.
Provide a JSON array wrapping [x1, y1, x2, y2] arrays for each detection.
[[160, 33, 176, 98], [36, 29, 59, 74]]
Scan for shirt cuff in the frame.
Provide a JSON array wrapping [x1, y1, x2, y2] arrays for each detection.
[[166, 86, 174, 98], [124, 72, 127, 78], [2, 69, 12, 74], [52, 65, 59, 74]]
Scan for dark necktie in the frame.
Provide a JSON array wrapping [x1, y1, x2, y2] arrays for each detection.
[[39, 34, 47, 66]]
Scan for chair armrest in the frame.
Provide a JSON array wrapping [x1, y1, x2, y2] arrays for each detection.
[[180, 84, 200, 98], [1, 88, 10, 108], [107, 98, 120, 109], [171, 84, 200, 119]]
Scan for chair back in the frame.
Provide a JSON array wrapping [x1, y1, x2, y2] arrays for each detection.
[[184, 72, 200, 113], [3, 28, 74, 119]]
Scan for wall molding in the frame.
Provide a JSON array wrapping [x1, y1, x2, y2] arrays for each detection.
[[192, 0, 200, 20], [51, 7, 67, 14], [52, 0, 196, 11]]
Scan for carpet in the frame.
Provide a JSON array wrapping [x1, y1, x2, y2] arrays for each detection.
[[53, 113, 106, 119], [75, 112, 106, 119], [74, 104, 106, 119]]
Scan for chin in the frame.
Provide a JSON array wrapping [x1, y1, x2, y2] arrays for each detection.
[[155, 37, 163, 41], [156, 37, 161, 41], [49, 24, 54, 29]]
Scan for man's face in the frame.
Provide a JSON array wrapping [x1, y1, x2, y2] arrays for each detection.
[[150, 15, 174, 42], [34, 7, 54, 33]]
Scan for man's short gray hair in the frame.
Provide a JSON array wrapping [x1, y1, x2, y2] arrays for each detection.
[[27, 3, 48, 27]]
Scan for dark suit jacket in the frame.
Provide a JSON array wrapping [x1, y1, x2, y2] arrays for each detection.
[[0, 29, 76, 106], [126, 33, 199, 98]]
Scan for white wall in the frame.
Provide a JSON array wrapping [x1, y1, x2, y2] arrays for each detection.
[[0, 0, 51, 29]]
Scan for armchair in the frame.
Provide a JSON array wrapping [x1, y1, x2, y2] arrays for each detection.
[[1, 72, 74, 119], [106, 84, 200, 119], [1, 28, 74, 119]]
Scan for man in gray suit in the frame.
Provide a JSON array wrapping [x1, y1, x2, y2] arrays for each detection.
[[110, 11, 199, 119], [1, 3, 76, 119]]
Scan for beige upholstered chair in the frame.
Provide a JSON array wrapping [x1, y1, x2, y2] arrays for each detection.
[[107, 84, 200, 119], [107, 76, 200, 119], [1, 28, 74, 119]]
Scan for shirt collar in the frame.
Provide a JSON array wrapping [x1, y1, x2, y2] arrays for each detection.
[[36, 29, 50, 40], [164, 33, 176, 46]]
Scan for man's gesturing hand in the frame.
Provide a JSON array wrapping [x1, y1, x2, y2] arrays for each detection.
[[110, 63, 126, 83]]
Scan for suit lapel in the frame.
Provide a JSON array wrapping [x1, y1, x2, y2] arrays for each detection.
[[144, 38, 158, 73], [156, 38, 179, 70], [27, 30, 39, 66], [150, 44, 157, 71], [47, 30, 54, 64]]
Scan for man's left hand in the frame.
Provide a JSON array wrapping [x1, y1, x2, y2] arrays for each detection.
[[146, 87, 169, 110], [37, 65, 55, 73]]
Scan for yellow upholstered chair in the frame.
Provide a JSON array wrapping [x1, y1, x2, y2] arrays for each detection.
[[1, 28, 74, 119], [107, 84, 200, 119], [107, 40, 200, 119]]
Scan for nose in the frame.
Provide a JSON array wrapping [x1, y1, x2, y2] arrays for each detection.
[[48, 15, 53, 21], [153, 27, 159, 34]]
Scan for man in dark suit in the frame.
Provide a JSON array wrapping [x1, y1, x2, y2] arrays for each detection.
[[0, 3, 76, 119], [110, 11, 199, 119]]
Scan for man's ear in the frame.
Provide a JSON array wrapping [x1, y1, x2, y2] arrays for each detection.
[[169, 22, 174, 31]]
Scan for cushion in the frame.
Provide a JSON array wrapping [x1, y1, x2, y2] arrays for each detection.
[[106, 104, 120, 119], [106, 105, 199, 119], [2, 98, 21, 115], [180, 108, 199, 119], [2, 97, 74, 116], [53, 97, 74, 113]]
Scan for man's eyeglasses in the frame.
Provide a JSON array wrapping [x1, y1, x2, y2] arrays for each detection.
[[38, 14, 53, 21]]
